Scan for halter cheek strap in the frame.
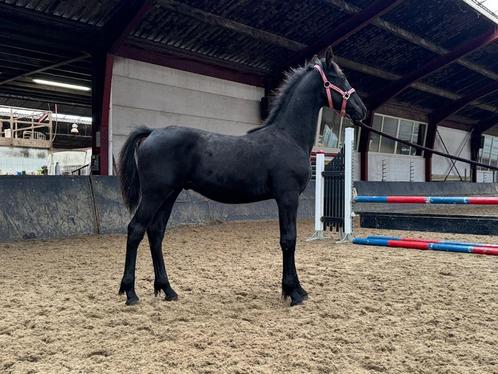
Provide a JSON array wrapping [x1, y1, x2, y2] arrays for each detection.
[[314, 64, 356, 117]]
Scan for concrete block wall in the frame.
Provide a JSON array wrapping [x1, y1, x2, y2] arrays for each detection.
[[111, 57, 264, 159], [0, 176, 315, 242]]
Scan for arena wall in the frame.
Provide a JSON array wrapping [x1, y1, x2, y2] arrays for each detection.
[[0, 176, 314, 242], [110, 57, 264, 162], [0, 176, 97, 241]]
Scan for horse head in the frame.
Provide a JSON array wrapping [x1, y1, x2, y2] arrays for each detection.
[[314, 47, 367, 122]]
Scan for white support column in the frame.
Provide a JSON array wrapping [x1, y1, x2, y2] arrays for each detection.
[[342, 128, 354, 241], [308, 151, 325, 241]]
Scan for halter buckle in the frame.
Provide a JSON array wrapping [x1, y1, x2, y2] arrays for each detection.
[[324, 81, 331, 88]]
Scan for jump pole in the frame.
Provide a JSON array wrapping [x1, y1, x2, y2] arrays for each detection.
[[354, 196, 498, 204], [366, 235, 498, 249], [352, 236, 498, 256]]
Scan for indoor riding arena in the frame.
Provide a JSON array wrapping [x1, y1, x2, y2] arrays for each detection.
[[1, 1, 497, 373]]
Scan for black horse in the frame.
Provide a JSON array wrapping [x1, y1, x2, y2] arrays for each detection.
[[118, 47, 367, 306]]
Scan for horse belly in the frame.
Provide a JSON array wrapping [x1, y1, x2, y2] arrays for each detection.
[[189, 169, 272, 204]]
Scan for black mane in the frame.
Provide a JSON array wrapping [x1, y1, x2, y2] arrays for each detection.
[[248, 63, 314, 134]]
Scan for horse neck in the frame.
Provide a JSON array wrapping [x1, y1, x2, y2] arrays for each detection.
[[271, 73, 323, 153]]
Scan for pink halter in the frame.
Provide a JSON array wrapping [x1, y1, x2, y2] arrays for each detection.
[[314, 64, 356, 117]]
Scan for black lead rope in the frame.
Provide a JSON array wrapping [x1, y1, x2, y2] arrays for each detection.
[[353, 120, 498, 172]]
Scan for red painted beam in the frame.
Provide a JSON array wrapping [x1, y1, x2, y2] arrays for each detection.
[[287, 0, 405, 67], [368, 26, 498, 111], [115, 44, 266, 87], [429, 81, 498, 125], [99, 54, 114, 176]]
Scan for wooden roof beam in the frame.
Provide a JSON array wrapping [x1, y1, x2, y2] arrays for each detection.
[[429, 81, 498, 124], [367, 26, 498, 111], [326, 0, 498, 82]]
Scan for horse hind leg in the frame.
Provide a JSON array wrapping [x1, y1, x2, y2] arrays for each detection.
[[147, 190, 181, 301], [119, 193, 163, 305]]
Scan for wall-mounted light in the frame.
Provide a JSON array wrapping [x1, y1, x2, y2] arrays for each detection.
[[71, 123, 79, 134], [33, 78, 91, 92]]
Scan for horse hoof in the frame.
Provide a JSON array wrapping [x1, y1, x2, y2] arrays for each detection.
[[164, 288, 178, 301], [282, 289, 305, 306], [125, 296, 140, 306], [290, 298, 304, 307], [165, 294, 178, 302], [297, 286, 309, 299]]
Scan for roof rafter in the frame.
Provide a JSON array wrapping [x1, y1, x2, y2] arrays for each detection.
[[326, 0, 498, 82], [367, 27, 498, 111]]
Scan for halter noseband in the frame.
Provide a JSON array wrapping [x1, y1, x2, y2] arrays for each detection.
[[314, 64, 355, 117]]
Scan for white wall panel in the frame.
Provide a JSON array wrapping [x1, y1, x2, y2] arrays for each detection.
[[111, 57, 264, 157], [368, 153, 424, 182]]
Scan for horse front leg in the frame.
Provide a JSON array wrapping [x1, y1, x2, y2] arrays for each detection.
[[276, 192, 308, 306]]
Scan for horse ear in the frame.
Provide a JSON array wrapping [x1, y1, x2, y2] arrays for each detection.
[[325, 47, 335, 66], [311, 54, 320, 64]]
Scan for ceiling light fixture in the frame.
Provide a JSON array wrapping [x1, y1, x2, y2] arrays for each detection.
[[33, 78, 91, 92]]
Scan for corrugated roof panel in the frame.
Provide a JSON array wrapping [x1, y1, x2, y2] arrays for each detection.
[[464, 41, 498, 71], [381, 0, 493, 49], [134, 8, 294, 71], [480, 90, 498, 107], [420, 63, 495, 94], [334, 24, 439, 76], [0, 0, 121, 26], [162, 0, 350, 46]]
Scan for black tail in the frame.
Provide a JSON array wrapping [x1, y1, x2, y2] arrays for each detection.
[[119, 126, 152, 212]]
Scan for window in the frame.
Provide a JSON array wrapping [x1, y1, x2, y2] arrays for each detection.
[[479, 136, 492, 166], [315, 107, 359, 150], [478, 135, 498, 169], [369, 114, 426, 155]]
